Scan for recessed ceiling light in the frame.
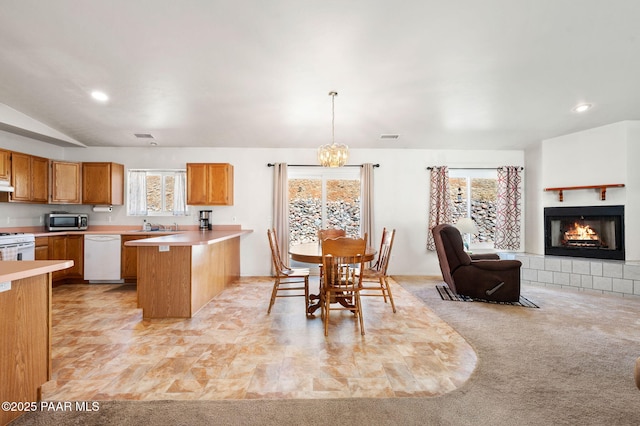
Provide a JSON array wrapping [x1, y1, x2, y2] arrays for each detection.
[[149, 141, 158, 146], [91, 90, 109, 102], [572, 103, 592, 113]]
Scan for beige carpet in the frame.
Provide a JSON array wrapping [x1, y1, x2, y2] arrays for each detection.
[[13, 277, 640, 425]]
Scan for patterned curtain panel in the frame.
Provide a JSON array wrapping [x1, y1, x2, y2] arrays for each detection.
[[427, 166, 452, 251], [495, 166, 523, 250]]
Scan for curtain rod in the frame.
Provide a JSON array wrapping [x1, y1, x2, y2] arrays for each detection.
[[427, 166, 524, 171], [268, 163, 379, 168]]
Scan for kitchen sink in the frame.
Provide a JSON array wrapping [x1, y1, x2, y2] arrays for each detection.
[[133, 229, 174, 232]]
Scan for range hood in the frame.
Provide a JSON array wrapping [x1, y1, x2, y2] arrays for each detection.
[[0, 181, 14, 192]]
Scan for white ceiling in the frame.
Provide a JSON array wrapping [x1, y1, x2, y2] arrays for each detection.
[[1, 0, 639, 150]]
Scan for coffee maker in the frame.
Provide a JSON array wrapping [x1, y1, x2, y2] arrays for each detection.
[[199, 210, 212, 230]]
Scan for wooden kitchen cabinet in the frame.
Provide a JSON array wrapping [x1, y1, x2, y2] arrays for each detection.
[[49, 235, 84, 282], [1, 152, 49, 203], [35, 236, 49, 260], [121, 233, 170, 282], [121, 235, 145, 281], [49, 236, 66, 281], [186, 163, 234, 205], [65, 235, 84, 279], [0, 149, 10, 181], [82, 162, 124, 205], [51, 160, 82, 204]]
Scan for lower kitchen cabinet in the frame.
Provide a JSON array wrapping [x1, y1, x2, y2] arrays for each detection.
[[35, 236, 48, 260], [121, 234, 170, 282], [49, 235, 84, 282], [121, 235, 143, 281], [66, 235, 84, 279]]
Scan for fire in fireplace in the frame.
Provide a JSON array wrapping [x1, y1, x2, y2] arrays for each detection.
[[544, 205, 624, 260], [563, 223, 602, 248]]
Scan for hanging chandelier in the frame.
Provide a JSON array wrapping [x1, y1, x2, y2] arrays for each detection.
[[318, 91, 349, 167]]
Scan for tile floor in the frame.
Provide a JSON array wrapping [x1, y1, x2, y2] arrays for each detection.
[[42, 277, 476, 400]]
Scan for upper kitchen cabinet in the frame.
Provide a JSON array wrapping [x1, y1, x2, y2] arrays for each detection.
[[82, 162, 124, 205], [186, 163, 234, 206], [0, 149, 10, 181], [51, 161, 82, 204], [0, 152, 49, 203]]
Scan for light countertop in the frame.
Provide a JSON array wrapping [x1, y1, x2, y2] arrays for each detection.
[[124, 229, 253, 247], [0, 260, 74, 282]]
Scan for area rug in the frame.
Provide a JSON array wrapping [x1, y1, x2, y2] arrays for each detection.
[[436, 284, 539, 308]]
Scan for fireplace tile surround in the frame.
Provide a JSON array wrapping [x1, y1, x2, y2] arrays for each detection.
[[504, 253, 640, 298]]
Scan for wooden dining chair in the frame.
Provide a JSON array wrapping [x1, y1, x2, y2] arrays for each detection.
[[318, 228, 346, 241], [267, 229, 310, 316], [359, 228, 397, 313], [317, 228, 346, 281], [321, 235, 367, 336]]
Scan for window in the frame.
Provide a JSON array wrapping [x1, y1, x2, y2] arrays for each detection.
[[288, 167, 361, 245], [449, 169, 497, 249], [127, 169, 188, 216]]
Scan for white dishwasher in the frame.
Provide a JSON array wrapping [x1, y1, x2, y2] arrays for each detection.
[[84, 234, 123, 282]]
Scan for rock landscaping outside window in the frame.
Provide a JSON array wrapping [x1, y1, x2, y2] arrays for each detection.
[[289, 178, 360, 245], [450, 176, 497, 244]]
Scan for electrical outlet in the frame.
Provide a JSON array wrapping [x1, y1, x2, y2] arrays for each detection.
[[232, 216, 237, 222], [108, 215, 112, 223]]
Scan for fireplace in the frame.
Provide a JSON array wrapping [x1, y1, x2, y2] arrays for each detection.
[[544, 205, 625, 260]]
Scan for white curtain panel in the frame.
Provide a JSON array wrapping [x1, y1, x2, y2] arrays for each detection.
[[172, 171, 188, 216], [360, 163, 375, 246], [127, 170, 148, 216], [272, 163, 289, 269]]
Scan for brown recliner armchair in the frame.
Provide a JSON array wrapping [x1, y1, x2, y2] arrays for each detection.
[[432, 223, 522, 302]]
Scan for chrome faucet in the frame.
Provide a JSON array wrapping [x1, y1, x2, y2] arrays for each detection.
[[173, 222, 178, 231]]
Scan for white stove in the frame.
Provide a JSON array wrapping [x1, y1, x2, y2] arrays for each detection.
[[0, 233, 35, 260]]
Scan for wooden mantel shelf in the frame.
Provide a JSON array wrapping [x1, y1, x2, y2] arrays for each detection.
[[544, 184, 625, 202]]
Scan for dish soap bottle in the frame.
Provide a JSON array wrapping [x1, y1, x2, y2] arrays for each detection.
[[142, 219, 147, 231]]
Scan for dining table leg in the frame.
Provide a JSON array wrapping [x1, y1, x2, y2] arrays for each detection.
[[307, 293, 322, 315]]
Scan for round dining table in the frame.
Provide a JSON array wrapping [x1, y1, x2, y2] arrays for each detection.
[[289, 242, 376, 264], [289, 242, 376, 315]]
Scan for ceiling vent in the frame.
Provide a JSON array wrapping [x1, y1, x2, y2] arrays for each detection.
[[134, 133, 154, 139], [380, 134, 399, 139]]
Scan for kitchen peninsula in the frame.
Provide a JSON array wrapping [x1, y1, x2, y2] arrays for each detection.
[[125, 226, 252, 319], [0, 260, 73, 426]]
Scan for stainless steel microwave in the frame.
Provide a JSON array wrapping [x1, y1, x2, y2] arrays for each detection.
[[45, 213, 89, 231]]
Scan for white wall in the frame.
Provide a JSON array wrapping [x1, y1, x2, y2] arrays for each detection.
[[533, 121, 639, 260], [524, 142, 544, 255], [0, 131, 524, 276], [625, 122, 640, 261]]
